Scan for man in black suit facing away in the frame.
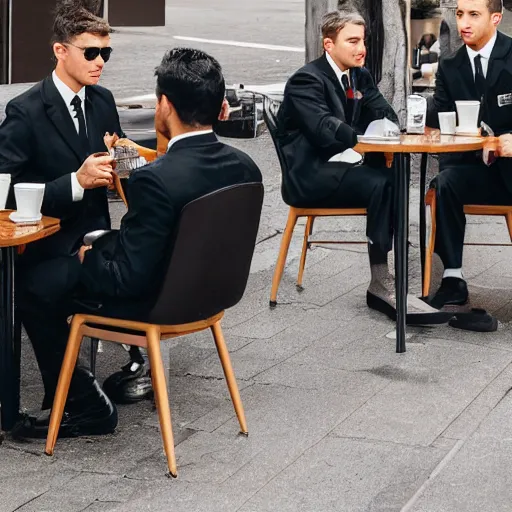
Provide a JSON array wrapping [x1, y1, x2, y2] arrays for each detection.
[[0, 3, 122, 436], [426, 0, 512, 310], [13, 47, 262, 438], [277, 11, 445, 321], [77, 47, 262, 300]]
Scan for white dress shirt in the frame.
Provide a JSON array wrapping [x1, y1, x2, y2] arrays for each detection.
[[324, 53, 362, 164], [326, 52, 351, 90], [466, 31, 497, 78], [52, 71, 86, 201], [166, 129, 214, 152]]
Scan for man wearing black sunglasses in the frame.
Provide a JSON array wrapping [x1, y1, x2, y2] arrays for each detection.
[[0, 1, 121, 438], [65, 42, 113, 63]]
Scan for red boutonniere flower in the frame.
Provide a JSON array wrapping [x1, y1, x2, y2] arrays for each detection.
[[347, 89, 363, 100]]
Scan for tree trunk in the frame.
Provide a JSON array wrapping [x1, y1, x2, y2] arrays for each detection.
[[378, 0, 408, 122], [439, 0, 461, 57], [305, 0, 338, 63]]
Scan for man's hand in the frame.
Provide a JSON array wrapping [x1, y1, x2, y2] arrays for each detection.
[[78, 245, 91, 264], [76, 153, 115, 189], [104, 131, 120, 151], [497, 134, 512, 158], [218, 98, 230, 121]]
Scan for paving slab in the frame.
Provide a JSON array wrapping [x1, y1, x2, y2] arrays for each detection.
[[0, 459, 78, 512], [237, 437, 447, 512], [13, 472, 121, 512], [2, 1, 512, 511], [332, 337, 512, 446], [408, 393, 512, 512]]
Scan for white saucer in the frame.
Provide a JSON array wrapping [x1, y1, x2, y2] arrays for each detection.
[[357, 135, 400, 143], [9, 211, 42, 224], [455, 127, 480, 136]]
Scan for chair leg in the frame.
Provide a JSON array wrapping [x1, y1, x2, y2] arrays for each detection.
[[297, 216, 315, 290], [45, 315, 85, 456], [270, 209, 299, 307], [211, 321, 248, 435], [506, 213, 512, 242], [89, 338, 99, 376], [146, 325, 177, 478], [423, 189, 437, 298]]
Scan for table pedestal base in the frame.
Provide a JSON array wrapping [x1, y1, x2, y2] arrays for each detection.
[[0, 247, 21, 431], [394, 153, 410, 353]]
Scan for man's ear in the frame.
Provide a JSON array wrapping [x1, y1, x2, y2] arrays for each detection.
[[53, 42, 67, 61], [491, 12, 502, 27], [323, 37, 334, 53], [157, 95, 174, 117]]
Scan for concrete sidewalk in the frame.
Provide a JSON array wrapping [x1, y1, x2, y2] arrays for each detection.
[[2, 1, 512, 508], [1, 132, 512, 512]]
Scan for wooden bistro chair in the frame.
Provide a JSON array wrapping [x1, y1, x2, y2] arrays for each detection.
[[262, 96, 392, 307], [423, 187, 512, 297], [45, 182, 264, 478]]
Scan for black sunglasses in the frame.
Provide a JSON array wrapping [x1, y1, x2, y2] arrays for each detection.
[[66, 43, 113, 62]]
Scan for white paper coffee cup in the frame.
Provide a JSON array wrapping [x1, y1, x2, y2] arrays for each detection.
[[0, 174, 11, 210], [455, 100, 480, 132], [420, 63, 434, 80], [14, 183, 45, 219], [438, 112, 456, 135]]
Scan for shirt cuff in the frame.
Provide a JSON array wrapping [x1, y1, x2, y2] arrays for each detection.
[[71, 172, 85, 201]]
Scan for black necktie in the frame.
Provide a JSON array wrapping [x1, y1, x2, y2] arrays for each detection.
[[341, 74, 353, 124], [70, 95, 90, 155], [474, 54, 486, 100]]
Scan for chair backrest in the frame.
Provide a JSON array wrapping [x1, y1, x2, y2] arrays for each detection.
[[149, 182, 264, 325], [262, 96, 288, 173]]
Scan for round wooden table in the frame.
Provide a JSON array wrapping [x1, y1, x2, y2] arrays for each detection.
[[0, 211, 60, 430], [354, 129, 497, 353]]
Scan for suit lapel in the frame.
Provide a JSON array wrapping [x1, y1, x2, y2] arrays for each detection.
[[313, 54, 347, 107], [487, 31, 512, 90], [41, 76, 85, 161]]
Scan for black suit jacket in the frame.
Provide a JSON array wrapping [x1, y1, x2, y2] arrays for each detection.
[[0, 76, 124, 262], [79, 132, 263, 302], [427, 31, 512, 189], [276, 54, 398, 206]]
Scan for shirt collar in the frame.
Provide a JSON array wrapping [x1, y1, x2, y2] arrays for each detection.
[[325, 52, 350, 86], [466, 31, 497, 61], [52, 70, 86, 107], [167, 129, 214, 151]]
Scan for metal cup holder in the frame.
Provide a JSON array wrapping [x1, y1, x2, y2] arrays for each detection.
[[214, 89, 266, 139]]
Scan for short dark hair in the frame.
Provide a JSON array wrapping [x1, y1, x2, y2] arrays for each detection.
[[52, 0, 111, 44], [487, 0, 503, 13], [155, 48, 225, 127]]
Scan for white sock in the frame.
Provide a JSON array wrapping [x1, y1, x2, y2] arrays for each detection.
[[443, 268, 463, 279]]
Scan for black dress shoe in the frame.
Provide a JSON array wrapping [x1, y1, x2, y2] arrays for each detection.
[[449, 308, 498, 332], [12, 403, 117, 440], [428, 277, 469, 310], [12, 371, 118, 440], [12, 397, 117, 440]]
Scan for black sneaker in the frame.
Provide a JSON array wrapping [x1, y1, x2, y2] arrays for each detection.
[[103, 361, 153, 404], [428, 277, 469, 310]]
